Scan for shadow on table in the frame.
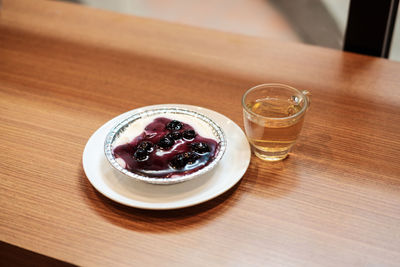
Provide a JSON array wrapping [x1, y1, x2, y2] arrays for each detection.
[[79, 151, 301, 233], [239, 154, 300, 199], [79, 166, 249, 233]]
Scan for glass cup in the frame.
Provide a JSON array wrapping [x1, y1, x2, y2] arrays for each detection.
[[242, 83, 310, 161]]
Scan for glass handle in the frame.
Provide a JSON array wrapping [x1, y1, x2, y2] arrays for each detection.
[[302, 90, 311, 108]]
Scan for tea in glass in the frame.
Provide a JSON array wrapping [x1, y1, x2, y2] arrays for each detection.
[[242, 84, 310, 161]]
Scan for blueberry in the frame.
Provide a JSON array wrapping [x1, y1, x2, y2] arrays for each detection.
[[170, 152, 200, 169], [166, 131, 182, 140], [166, 120, 183, 131], [183, 130, 196, 140], [134, 149, 148, 161], [137, 141, 153, 153], [183, 152, 200, 164], [170, 153, 187, 169], [157, 136, 174, 149], [191, 142, 210, 153]]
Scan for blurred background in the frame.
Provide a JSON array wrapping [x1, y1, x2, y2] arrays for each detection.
[[58, 0, 400, 61]]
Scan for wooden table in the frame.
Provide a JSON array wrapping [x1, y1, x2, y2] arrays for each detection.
[[1, 0, 400, 266]]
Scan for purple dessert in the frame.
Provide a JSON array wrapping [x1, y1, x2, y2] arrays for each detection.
[[113, 117, 219, 178]]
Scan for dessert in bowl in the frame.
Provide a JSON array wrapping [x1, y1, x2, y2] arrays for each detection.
[[104, 107, 227, 184]]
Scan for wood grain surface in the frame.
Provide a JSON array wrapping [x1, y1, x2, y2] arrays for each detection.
[[1, 0, 400, 266]]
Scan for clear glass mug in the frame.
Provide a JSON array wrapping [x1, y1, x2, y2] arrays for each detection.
[[242, 83, 311, 161]]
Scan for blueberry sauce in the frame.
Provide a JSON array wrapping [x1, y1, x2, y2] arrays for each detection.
[[113, 117, 219, 178]]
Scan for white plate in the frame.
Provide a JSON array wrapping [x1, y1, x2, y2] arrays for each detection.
[[82, 104, 251, 210]]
